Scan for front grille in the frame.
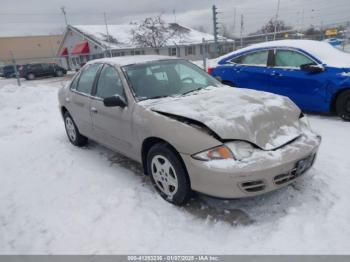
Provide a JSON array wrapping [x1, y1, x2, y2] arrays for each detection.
[[273, 169, 297, 185], [274, 153, 315, 186], [240, 180, 266, 193]]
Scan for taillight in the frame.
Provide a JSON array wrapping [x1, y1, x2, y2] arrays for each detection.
[[207, 67, 214, 75]]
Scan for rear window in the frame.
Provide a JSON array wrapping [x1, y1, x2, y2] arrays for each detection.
[[231, 50, 268, 66]]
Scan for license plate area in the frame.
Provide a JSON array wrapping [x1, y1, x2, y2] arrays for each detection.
[[292, 153, 316, 177]]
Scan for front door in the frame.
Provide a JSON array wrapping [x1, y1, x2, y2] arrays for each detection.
[[268, 49, 329, 111], [90, 65, 135, 159]]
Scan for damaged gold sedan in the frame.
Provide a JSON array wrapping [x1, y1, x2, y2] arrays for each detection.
[[58, 56, 321, 205]]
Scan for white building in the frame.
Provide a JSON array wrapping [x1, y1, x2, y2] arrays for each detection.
[[57, 23, 234, 69]]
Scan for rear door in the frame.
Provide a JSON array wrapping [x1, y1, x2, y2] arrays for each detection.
[[268, 48, 329, 111], [219, 49, 273, 91], [90, 64, 136, 158], [68, 63, 102, 137]]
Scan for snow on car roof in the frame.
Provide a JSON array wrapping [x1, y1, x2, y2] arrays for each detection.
[[216, 40, 350, 68], [87, 55, 178, 67]]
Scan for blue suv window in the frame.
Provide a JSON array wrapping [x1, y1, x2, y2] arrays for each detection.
[[231, 50, 268, 66], [275, 50, 316, 68]]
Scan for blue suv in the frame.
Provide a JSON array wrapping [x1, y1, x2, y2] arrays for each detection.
[[210, 40, 350, 121]]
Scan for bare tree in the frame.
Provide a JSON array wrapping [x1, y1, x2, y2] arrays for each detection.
[[131, 15, 189, 48], [101, 34, 119, 44], [251, 18, 292, 35]]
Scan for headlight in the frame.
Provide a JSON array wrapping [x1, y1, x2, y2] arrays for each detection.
[[192, 145, 234, 161], [226, 141, 256, 160], [192, 141, 258, 161]]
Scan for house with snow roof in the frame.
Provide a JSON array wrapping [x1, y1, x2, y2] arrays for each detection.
[[57, 23, 234, 69]]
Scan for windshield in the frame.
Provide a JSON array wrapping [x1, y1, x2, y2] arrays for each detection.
[[123, 59, 221, 101]]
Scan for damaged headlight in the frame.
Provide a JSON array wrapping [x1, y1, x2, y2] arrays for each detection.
[[226, 141, 256, 160], [192, 141, 258, 161]]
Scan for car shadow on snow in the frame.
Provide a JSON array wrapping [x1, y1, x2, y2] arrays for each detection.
[[88, 141, 329, 227]]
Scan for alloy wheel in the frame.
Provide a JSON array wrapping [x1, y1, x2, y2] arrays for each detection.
[[151, 155, 179, 198], [65, 117, 77, 142]]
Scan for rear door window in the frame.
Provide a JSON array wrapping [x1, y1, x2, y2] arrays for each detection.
[[231, 50, 268, 66], [76, 64, 101, 95]]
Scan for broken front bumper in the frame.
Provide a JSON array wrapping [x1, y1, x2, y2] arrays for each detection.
[[181, 131, 321, 199]]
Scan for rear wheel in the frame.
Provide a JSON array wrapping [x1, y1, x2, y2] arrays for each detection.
[[63, 112, 88, 146], [336, 90, 350, 121], [27, 73, 35, 80], [56, 70, 64, 77], [147, 143, 191, 205]]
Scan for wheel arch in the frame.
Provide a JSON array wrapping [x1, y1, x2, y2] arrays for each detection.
[[222, 80, 235, 87], [141, 137, 189, 182], [60, 106, 68, 117], [331, 88, 350, 113]]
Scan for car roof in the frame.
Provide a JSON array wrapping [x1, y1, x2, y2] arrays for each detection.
[[215, 39, 350, 68], [86, 55, 178, 67]]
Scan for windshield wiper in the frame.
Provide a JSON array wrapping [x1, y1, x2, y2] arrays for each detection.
[[140, 95, 170, 101], [181, 87, 204, 96]]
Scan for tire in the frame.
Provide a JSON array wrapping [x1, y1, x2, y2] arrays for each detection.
[[27, 73, 35, 80], [56, 70, 64, 77], [336, 90, 350, 121], [147, 143, 191, 205], [63, 112, 88, 147]]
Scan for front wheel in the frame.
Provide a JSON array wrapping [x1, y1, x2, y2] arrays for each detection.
[[147, 143, 191, 205], [63, 112, 88, 146], [336, 90, 350, 121]]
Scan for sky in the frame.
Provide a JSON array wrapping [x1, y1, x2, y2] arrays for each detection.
[[0, 0, 349, 37]]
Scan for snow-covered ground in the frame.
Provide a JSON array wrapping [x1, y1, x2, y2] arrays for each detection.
[[0, 77, 350, 254]]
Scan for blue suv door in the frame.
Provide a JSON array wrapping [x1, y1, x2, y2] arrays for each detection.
[[215, 49, 273, 91], [267, 49, 330, 112]]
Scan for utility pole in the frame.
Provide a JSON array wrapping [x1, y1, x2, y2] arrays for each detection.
[[10, 51, 20, 86], [233, 7, 237, 37], [60, 6, 68, 26], [240, 14, 244, 48], [273, 0, 281, 40], [202, 38, 207, 70], [104, 12, 112, 57], [212, 5, 219, 56]]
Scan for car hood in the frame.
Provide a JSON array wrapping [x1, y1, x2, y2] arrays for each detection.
[[139, 86, 302, 150]]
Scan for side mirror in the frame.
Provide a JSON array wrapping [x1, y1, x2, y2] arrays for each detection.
[[300, 64, 324, 73], [103, 95, 127, 108]]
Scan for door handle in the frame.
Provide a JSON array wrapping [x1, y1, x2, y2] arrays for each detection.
[[90, 107, 98, 114], [271, 71, 282, 77]]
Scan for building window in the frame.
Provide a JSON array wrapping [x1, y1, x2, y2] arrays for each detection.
[[186, 46, 196, 56], [168, 47, 177, 56], [111, 51, 125, 57]]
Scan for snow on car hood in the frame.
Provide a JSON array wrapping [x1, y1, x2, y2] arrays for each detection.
[[140, 86, 302, 150]]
